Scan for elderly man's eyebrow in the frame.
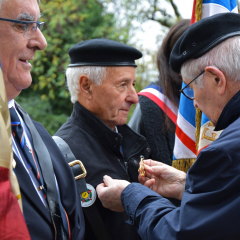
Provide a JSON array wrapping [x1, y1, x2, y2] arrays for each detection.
[[118, 78, 136, 84], [17, 13, 42, 21]]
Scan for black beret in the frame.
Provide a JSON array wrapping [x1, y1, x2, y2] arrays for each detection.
[[68, 38, 142, 67], [170, 13, 240, 73]]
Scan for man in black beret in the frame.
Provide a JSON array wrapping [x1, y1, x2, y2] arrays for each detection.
[[96, 13, 240, 239], [54, 39, 150, 240]]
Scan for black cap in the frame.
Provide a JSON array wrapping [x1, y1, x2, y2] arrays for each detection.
[[170, 13, 240, 73], [68, 38, 142, 68]]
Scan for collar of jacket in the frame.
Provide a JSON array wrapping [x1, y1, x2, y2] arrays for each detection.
[[71, 102, 149, 160], [215, 90, 240, 131]]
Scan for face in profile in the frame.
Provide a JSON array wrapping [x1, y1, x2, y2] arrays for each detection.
[[89, 66, 139, 130], [0, 0, 47, 101], [183, 73, 220, 126]]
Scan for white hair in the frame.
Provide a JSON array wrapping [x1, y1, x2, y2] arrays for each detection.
[[66, 66, 107, 103], [181, 36, 240, 88]]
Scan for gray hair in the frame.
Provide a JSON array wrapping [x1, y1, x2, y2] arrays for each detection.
[[181, 36, 240, 88], [66, 66, 107, 103]]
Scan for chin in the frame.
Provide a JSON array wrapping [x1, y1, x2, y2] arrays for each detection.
[[117, 119, 127, 126], [210, 120, 216, 127], [21, 76, 33, 89]]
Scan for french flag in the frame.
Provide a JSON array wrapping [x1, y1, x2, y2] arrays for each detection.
[[172, 0, 238, 171]]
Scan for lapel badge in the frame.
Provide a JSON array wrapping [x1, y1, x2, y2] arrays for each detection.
[[81, 183, 96, 207]]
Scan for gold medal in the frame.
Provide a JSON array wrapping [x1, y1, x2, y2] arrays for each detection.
[[138, 155, 145, 177]]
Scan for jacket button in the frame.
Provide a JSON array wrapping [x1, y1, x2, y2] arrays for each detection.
[[115, 137, 118, 141], [134, 160, 138, 165], [129, 214, 133, 223], [146, 147, 150, 152]]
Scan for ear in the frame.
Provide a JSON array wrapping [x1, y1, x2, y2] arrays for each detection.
[[205, 66, 226, 95], [79, 75, 93, 99]]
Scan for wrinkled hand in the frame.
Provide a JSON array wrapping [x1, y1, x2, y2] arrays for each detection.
[[96, 175, 130, 212], [139, 160, 186, 200]]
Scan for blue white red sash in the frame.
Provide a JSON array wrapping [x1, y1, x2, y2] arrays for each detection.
[[138, 85, 178, 125]]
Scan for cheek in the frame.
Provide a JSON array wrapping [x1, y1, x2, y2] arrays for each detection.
[[195, 96, 211, 118], [106, 99, 125, 118], [105, 92, 123, 109]]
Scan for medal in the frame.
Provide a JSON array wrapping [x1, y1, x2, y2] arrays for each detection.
[[138, 155, 145, 177]]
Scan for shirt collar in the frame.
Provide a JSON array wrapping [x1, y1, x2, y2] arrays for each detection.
[[215, 90, 240, 131], [8, 99, 15, 109]]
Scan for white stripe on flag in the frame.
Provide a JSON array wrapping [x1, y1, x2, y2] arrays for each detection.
[[176, 112, 196, 142], [202, 3, 238, 19], [174, 135, 197, 159]]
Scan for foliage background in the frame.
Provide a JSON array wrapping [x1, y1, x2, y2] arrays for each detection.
[[16, 0, 182, 135]]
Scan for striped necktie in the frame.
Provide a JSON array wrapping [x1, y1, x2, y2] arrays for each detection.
[[10, 107, 44, 188], [10, 106, 70, 239]]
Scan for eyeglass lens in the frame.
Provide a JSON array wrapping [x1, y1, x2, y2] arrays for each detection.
[[182, 85, 194, 99], [24, 22, 44, 39]]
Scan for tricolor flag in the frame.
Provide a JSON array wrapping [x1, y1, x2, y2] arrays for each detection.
[[0, 64, 30, 239], [172, 0, 238, 172]]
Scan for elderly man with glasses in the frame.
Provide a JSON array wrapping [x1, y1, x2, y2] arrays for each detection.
[[96, 13, 240, 240], [0, 0, 85, 239]]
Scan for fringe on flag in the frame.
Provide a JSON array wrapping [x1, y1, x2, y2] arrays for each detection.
[[172, 159, 196, 172], [195, 0, 203, 21], [194, 0, 203, 156]]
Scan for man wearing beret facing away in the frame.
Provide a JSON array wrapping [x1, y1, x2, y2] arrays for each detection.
[[96, 13, 240, 240], [55, 39, 150, 240], [0, 0, 85, 239]]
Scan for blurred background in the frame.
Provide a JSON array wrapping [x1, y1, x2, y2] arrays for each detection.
[[16, 0, 193, 135]]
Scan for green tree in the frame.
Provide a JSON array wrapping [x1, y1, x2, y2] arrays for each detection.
[[104, 0, 182, 28], [17, 0, 130, 134]]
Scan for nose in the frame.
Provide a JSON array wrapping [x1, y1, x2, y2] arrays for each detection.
[[127, 85, 139, 104], [27, 29, 47, 50], [193, 99, 198, 108]]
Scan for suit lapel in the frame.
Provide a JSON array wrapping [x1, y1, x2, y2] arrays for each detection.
[[13, 153, 51, 224]]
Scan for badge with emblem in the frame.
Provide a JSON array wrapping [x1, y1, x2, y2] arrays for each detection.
[[80, 183, 97, 207]]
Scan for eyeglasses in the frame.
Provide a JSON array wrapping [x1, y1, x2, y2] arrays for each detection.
[[0, 17, 44, 39], [180, 70, 205, 100]]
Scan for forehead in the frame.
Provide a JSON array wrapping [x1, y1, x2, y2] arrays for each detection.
[[106, 66, 136, 81], [0, 0, 40, 20]]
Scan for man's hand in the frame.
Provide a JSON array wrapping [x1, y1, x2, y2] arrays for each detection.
[[139, 160, 186, 200], [96, 175, 130, 212]]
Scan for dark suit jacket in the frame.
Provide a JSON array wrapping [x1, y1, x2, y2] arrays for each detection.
[[14, 120, 85, 240]]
